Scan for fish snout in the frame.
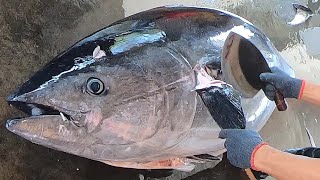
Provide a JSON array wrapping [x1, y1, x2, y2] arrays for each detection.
[[6, 115, 81, 145]]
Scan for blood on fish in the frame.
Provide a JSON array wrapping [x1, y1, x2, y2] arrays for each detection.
[[165, 12, 198, 19], [102, 158, 192, 170], [85, 109, 102, 133]]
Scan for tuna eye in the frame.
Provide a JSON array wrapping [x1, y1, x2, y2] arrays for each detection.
[[86, 78, 106, 96]]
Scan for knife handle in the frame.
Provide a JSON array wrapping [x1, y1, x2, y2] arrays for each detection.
[[274, 89, 287, 111]]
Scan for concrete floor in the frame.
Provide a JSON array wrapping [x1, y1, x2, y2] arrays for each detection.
[[0, 0, 320, 179]]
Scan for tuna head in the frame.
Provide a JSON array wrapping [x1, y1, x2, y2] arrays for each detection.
[[6, 43, 197, 161]]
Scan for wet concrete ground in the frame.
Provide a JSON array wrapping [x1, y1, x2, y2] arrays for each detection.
[[0, 0, 320, 179]]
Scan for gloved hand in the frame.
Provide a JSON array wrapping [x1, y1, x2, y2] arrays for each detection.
[[219, 129, 268, 169], [251, 147, 320, 180], [259, 67, 305, 100]]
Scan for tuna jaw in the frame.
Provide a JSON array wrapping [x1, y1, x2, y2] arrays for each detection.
[[6, 114, 85, 154], [6, 92, 89, 147]]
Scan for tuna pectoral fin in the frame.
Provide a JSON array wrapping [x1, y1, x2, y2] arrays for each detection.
[[101, 158, 195, 172], [197, 84, 246, 129]]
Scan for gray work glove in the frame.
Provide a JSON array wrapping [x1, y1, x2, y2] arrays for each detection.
[[259, 67, 303, 100], [219, 129, 267, 169]]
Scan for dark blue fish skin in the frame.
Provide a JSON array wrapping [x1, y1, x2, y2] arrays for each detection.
[[8, 6, 251, 103], [7, 39, 115, 100]]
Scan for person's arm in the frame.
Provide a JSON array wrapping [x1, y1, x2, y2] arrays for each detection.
[[219, 129, 320, 180], [259, 67, 320, 107], [255, 145, 320, 180], [301, 82, 320, 106]]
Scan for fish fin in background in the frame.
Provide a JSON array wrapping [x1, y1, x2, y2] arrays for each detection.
[[292, 3, 313, 14], [101, 158, 195, 172], [306, 127, 317, 147], [288, 3, 313, 26], [196, 84, 246, 130]]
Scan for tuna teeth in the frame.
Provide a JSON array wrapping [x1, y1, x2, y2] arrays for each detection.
[[59, 112, 84, 127], [60, 112, 69, 123]]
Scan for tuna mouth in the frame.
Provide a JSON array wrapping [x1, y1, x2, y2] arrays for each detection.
[[6, 101, 81, 130], [6, 100, 85, 150], [8, 101, 62, 117]]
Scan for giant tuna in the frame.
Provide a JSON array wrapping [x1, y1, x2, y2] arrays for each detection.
[[6, 6, 294, 171]]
